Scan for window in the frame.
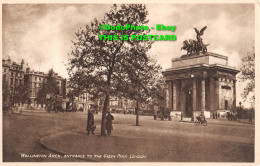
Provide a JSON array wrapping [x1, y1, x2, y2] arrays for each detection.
[[221, 86, 231, 90], [11, 78, 13, 85], [225, 100, 228, 110]]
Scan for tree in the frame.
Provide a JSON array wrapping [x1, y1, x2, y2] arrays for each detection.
[[36, 69, 60, 105], [240, 47, 255, 107], [150, 76, 166, 108], [2, 75, 10, 108], [13, 82, 30, 105], [68, 4, 161, 135]]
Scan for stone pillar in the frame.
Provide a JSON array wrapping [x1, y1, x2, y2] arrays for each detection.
[[233, 80, 236, 109], [180, 79, 184, 120], [166, 82, 170, 108], [209, 78, 214, 118], [192, 79, 197, 121], [201, 78, 206, 117], [173, 81, 177, 111], [168, 81, 173, 109], [215, 78, 219, 110]]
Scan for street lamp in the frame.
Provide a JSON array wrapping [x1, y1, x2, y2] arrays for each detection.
[[190, 73, 194, 121]]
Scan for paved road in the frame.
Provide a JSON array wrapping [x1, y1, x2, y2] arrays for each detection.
[[3, 111, 254, 162]]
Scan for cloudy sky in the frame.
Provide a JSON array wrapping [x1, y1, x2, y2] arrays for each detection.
[[2, 3, 255, 107]]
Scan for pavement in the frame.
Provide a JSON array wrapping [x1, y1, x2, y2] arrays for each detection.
[[36, 113, 254, 162]]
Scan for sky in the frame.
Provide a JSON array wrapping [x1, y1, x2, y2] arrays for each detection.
[[2, 3, 255, 107]]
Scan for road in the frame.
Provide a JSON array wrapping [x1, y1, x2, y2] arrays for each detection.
[[3, 111, 254, 162]]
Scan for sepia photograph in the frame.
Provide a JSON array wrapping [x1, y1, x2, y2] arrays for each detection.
[[1, 1, 258, 165]]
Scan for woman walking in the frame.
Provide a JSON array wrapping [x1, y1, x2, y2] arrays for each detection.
[[106, 112, 114, 136]]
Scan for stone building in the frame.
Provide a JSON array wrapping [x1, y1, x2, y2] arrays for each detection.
[[2, 58, 27, 105], [162, 52, 239, 120], [24, 68, 67, 106], [2, 58, 67, 107]]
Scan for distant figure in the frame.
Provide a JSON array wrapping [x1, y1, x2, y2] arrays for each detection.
[[106, 112, 114, 136], [86, 110, 95, 135], [249, 112, 253, 124], [226, 112, 230, 120]]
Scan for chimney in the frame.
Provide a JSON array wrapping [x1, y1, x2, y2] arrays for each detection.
[[21, 59, 25, 70]]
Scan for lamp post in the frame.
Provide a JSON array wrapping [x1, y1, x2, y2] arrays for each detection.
[[190, 73, 194, 121], [124, 99, 127, 114]]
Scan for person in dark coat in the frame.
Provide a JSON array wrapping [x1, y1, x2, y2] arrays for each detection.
[[106, 112, 114, 136], [249, 112, 253, 124], [86, 110, 95, 135]]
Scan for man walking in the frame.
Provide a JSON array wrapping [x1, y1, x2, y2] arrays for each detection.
[[106, 111, 114, 136], [249, 112, 253, 124]]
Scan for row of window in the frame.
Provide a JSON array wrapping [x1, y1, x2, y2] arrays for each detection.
[[10, 78, 22, 85], [9, 72, 23, 78], [34, 76, 44, 82], [219, 77, 233, 83]]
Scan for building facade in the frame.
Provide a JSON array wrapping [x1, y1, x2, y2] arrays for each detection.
[[2, 58, 26, 105], [24, 68, 67, 105], [162, 52, 239, 120], [2, 58, 67, 107]]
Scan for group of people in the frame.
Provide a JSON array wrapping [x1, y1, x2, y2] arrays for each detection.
[[226, 112, 237, 121], [86, 110, 114, 136], [212, 112, 219, 119]]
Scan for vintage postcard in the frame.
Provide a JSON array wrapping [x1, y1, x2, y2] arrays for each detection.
[[1, 0, 259, 166]]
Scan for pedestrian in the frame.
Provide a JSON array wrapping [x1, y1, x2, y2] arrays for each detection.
[[249, 112, 253, 124], [86, 110, 95, 135], [106, 111, 114, 136]]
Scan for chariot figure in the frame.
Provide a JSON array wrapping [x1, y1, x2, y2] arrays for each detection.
[[181, 26, 209, 55]]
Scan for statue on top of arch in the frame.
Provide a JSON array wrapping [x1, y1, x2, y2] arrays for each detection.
[[181, 26, 209, 55]]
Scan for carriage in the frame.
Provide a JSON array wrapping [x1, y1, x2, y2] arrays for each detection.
[[154, 107, 172, 121]]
